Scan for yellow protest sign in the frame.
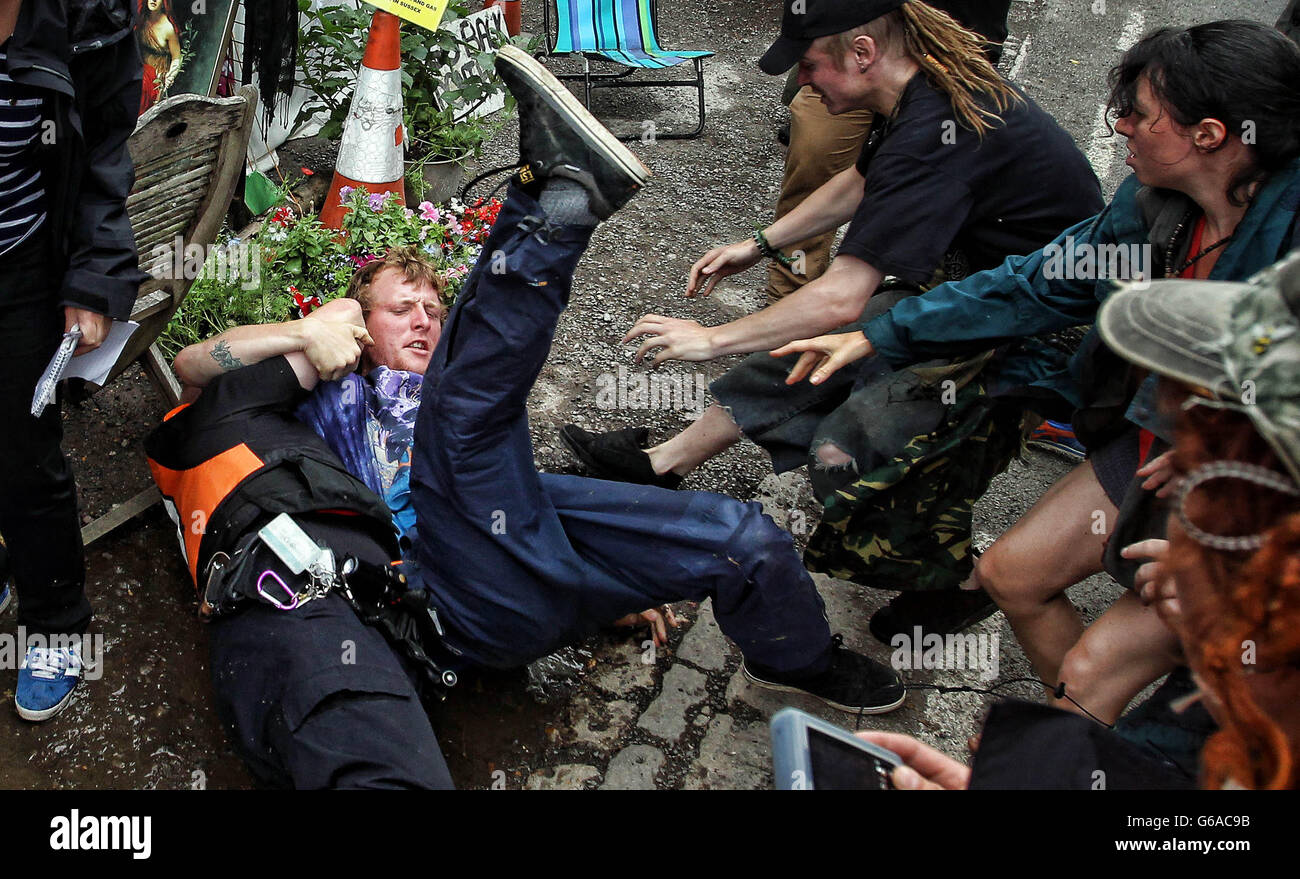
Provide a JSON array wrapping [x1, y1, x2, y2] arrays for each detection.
[[362, 0, 452, 32]]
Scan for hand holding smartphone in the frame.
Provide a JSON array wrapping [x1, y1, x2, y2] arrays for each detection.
[[770, 707, 903, 790]]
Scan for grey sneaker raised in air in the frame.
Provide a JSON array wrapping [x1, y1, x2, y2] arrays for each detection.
[[493, 45, 649, 219]]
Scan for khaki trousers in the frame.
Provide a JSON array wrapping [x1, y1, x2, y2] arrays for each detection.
[[766, 87, 873, 302]]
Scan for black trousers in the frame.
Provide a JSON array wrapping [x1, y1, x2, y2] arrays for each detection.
[[207, 589, 453, 790], [0, 234, 90, 635]]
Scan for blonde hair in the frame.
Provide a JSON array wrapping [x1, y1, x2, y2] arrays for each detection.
[[834, 1, 1022, 137], [345, 245, 447, 313]]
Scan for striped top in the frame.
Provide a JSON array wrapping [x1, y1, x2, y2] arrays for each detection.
[[0, 40, 47, 256]]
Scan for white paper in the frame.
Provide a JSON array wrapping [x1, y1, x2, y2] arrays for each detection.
[[64, 320, 141, 386]]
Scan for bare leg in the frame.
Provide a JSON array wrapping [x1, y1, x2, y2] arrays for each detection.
[[1053, 591, 1183, 724], [645, 402, 743, 477], [974, 461, 1117, 690]]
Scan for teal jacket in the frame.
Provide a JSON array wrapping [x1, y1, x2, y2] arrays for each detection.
[[863, 159, 1300, 439]]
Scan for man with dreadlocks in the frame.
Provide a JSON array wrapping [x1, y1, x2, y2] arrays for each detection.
[[562, 0, 1101, 639]]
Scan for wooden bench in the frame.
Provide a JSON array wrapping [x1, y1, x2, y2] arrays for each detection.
[[80, 86, 258, 545]]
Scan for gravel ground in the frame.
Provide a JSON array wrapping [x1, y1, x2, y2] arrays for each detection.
[[0, 0, 1284, 790]]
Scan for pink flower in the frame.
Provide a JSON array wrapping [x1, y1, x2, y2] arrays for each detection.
[[404, 208, 415, 219], [419, 202, 440, 222]]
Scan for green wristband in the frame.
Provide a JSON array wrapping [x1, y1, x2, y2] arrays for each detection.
[[753, 229, 796, 267]]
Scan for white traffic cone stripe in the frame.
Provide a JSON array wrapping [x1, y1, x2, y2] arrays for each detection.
[[335, 66, 405, 183]]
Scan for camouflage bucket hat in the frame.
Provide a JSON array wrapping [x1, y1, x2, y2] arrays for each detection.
[[1097, 248, 1300, 484]]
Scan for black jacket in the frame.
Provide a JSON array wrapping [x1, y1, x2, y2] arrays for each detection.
[[4, 0, 149, 320]]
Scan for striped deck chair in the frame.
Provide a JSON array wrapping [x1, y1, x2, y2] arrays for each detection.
[[541, 0, 712, 139]]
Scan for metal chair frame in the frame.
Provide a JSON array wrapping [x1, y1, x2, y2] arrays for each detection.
[[539, 0, 709, 139]]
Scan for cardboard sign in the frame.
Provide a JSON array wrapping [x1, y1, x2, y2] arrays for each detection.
[[439, 6, 509, 121], [363, 0, 453, 33]]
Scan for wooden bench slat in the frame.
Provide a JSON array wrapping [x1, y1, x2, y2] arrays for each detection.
[[133, 153, 217, 190], [132, 208, 198, 249], [127, 164, 215, 211]]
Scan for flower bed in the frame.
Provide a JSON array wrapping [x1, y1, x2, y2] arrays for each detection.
[[157, 187, 503, 360]]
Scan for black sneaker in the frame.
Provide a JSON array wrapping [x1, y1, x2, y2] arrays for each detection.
[[559, 424, 683, 489], [493, 45, 649, 219], [867, 588, 999, 646], [743, 635, 906, 714]]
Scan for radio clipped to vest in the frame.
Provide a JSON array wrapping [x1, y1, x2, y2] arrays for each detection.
[[198, 513, 459, 701]]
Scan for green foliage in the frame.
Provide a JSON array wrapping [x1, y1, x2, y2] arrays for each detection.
[[158, 189, 503, 361], [295, 0, 521, 158], [271, 211, 352, 299]]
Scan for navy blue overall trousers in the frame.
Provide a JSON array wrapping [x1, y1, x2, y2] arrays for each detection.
[[410, 188, 832, 676]]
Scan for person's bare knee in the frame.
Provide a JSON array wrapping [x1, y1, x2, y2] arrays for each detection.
[[977, 465, 1113, 612], [1055, 595, 1184, 722], [1056, 637, 1103, 703], [973, 541, 1036, 613]]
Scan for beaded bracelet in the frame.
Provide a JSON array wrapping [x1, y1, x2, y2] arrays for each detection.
[[753, 228, 796, 267]]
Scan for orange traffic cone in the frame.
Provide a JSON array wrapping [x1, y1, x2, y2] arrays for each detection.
[[320, 10, 406, 230]]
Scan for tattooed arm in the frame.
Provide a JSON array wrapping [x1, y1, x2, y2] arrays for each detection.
[[173, 299, 373, 391]]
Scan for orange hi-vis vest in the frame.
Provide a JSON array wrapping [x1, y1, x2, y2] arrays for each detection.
[[144, 362, 398, 589]]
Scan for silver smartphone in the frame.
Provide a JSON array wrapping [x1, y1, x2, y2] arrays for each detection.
[[771, 707, 903, 790]]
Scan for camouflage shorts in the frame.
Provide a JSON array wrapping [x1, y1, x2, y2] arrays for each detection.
[[804, 373, 1026, 593]]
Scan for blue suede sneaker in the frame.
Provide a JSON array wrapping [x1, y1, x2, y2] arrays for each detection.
[[16, 643, 81, 722]]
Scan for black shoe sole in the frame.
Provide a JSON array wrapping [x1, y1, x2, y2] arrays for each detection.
[[868, 591, 1000, 646], [493, 46, 649, 212], [741, 664, 907, 715]]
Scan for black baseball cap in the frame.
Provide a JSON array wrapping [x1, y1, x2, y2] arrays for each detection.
[[759, 0, 907, 74]]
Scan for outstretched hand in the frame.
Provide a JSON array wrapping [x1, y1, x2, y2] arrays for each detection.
[[623, 314, 717, 366], [1121, 538, 1181, 631], [1136, 451, 1178, 497], [686, 239, 762, 298], [770, 331, 873, 385]]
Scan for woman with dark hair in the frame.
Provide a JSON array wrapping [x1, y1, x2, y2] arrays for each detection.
[[771, 19, 1300, 726], [137, 0, 181, 113]]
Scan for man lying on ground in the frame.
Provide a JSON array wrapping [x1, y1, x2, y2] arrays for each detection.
[[152, 47, 907, 788]]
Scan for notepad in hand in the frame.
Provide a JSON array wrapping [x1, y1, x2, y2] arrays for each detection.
[[31, 325, 81, 417]]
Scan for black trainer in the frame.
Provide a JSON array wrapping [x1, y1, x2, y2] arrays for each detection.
[[743, 635, 906, 715], [867, 588, 999, 646], [559, 424, 683, 489], [493, 46, 649, 219]]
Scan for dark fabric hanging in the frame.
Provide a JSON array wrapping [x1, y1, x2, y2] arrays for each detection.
[[240, 0, 300, 125]]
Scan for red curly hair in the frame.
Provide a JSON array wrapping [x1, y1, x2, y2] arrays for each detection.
[[1165, 397, 1300, 789]]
